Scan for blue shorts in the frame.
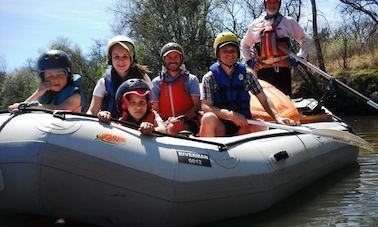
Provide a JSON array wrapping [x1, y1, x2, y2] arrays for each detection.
[[221, 120, 240, 136]]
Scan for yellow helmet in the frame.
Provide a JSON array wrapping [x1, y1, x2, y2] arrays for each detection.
[[213, 32, 239, 57]]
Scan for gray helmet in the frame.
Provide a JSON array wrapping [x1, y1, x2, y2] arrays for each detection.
[[160, 42, 184, 66], [115, 79, 151, 113], [37, 50, 72, 82]]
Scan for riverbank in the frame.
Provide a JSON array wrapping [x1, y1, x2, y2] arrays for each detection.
[[292, 53, 378, 115]]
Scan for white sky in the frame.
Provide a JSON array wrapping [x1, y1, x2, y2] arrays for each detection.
[[0, 0, 340, 72]]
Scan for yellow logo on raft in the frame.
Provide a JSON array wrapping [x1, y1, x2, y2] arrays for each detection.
[[96, 133, 127, 144]]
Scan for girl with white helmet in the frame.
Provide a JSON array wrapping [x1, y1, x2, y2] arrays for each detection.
[[87, 35, 152, 119]]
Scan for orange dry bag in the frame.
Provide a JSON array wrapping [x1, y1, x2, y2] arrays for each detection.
[[250, 80, 300, 122]]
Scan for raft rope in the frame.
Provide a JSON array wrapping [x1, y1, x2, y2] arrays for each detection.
[[2, 107, 328, 152], [0, 102, 35, 132], [0, 112, 18, 132], [55, 111, 315, 151], [0, 107, 229, 152]]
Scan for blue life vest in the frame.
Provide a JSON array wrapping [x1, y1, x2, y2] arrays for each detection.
[[210, 62, 251, 119], [102, 67, 144, 118], [39, 74, 85, 112]]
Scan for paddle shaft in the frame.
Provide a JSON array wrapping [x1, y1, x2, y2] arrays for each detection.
[[247, 119, 316, 134], [247, 119, 374, 152], [290, 53, 378, 110]]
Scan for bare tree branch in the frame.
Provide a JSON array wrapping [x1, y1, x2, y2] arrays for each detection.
[[311, 0, 326, 71], [0, 56, 7, 76], [339, 0, 378, 35]]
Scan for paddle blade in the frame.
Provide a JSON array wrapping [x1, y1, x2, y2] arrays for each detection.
[[247, 119, 374, 152], [312, 129, 374, 152]]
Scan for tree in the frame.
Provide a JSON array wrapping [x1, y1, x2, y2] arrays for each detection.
[[339, 0, 378, 36], [87, 38, 108, 82], [339, 0, 378, 57], [0, 56, 6, 78], [0, 56, 6, 91], [86, 38, 109, 108], [209, 0, 256, 39], [282, 0, 303, 22], [334, 24, 353, 68], [48, 38, 94, 83], [311, 0, 326, 71], [0, 67, 38, 110], [241, 0, 265, 20], [111, 0, 214, 77]]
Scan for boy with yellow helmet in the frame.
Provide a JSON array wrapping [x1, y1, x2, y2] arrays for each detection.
[[200, 31, 294, 137]]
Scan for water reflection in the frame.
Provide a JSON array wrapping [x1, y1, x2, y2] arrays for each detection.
[[206, 115, 378, 227], [344, 115, 378, 151], [206, 163, 363, 227]]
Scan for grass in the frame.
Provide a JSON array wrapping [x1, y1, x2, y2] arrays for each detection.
[[325, 48, 378, 77], [293, 47, 378, 114]]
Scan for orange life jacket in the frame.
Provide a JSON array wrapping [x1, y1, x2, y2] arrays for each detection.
[[254, 13, 291, 69], [158, 74, 194, 119], [120, 109, 156, 125]]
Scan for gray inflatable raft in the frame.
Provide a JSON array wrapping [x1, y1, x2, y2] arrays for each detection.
[[0, 109, 358, 226]]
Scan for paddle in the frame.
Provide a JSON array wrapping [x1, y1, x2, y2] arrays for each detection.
[[289, 53, 378, 110], [247, 119, 374, 152]]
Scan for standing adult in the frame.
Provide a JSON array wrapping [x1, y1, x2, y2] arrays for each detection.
[[200, 32, 294, 137], [87, 35, 152, 119], [151, 42, 200, 135], [240, 0, 311, 96]]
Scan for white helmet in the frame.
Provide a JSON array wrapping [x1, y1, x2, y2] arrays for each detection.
[[107, 35, 136, 65]]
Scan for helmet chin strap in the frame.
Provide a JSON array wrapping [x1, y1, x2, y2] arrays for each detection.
[[218, 59, 236, 70], [215, 44, 240, 70]]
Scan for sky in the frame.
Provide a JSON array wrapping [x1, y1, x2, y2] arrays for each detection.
[[0, 0, 340, 72], [0, 0, 117, 72]]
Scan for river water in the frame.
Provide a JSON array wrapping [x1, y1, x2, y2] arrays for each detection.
[[0, 115, 377, 227], [207, 115, 378, 227]]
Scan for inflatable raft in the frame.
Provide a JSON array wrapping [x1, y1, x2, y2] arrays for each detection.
[[0, 104, 359, 226]]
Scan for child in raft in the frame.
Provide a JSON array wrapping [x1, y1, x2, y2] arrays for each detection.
[[97, 78, 166, 135]]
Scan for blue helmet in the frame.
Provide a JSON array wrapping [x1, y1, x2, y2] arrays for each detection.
[[37, 50, 72, 82]]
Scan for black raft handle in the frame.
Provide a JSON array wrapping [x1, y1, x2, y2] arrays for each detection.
[[273, 151, 289, 162]]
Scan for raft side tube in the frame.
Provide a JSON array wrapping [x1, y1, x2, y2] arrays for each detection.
[[37, 114, 179, 226]]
